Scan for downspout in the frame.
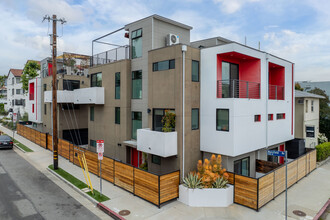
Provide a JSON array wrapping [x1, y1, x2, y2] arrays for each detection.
[[182, 45, 187, 180], [265, 53, 269, 151]]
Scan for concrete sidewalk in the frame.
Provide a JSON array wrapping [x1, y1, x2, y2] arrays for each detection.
[[1, 125, 329, 220]]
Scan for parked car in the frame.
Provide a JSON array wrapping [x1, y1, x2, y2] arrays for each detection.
[[0, 135, 13, 149]]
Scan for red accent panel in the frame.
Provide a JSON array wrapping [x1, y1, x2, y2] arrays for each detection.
[[29, 82, 35, 100], [32, 104, 34, 113], [279, 144, 285, 164], [269, 62, 285, 100], [48, 63, 53, 76], [131, 148, 142, 168], [292, 64, 294, 135]]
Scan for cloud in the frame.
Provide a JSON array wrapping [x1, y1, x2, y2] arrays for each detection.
[[213, 0, 262, 14]]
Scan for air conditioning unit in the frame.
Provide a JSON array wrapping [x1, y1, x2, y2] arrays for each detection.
[[166, 34, 180, 46]]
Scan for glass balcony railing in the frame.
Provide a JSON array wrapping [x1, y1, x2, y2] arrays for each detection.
[[92, 46, 129, 67], [217, 80, 260, 99]]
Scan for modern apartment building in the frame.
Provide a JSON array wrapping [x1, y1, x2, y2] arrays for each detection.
[[6, 68, 28, 116], [28, 77, 42, 128], [295, 90, 324, 148]]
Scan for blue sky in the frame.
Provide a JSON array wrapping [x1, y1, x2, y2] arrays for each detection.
[[1, 0, 330, 81]]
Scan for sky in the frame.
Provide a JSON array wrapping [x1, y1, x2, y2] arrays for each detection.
[[0, 0, 330, 81]]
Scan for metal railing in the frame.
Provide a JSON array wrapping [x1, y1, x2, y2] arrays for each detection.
[[217, 79, 260, 99], [269, 85, 284, 100], [92, 45, 129, 67]]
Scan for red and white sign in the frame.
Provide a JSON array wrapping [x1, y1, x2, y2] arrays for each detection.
[[98, 152, 103, 160], [96, 140, 104, 153], [13, 113, 17, 123]]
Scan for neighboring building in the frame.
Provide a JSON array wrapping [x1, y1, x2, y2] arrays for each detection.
[[6, 68, 28, 116], [86, 14, 294, 178], [0, 86, 7, 104], [28, 77, 42, 129], [295, 90, 324, 148], [42, 53, 91, 145], [298, 81, 330, 104]]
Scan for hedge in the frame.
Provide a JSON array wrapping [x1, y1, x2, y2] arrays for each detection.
[[315, 142, 330, 162]]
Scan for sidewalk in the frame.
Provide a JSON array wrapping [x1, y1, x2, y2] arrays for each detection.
[[1, 125, 329, 220]]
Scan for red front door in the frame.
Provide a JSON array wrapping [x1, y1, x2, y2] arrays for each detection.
[[131, 148, 142, 168]]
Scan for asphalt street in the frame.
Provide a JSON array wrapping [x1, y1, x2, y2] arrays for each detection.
[[0, 149, 100, 220]]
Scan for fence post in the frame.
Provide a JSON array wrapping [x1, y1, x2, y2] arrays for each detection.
[[158, 175, 161, 208], [257, 178, 259, 211]]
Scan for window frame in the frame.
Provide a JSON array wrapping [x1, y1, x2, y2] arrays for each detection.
[[276, 113, 286, 120], [268, 114, 273, 121], [234, 157, 250, 176], [216, 109, 229, 132], [44, 104, 47, 115], [115, 107, 120, 124], [132, 70, 142, 99], [152, 59, 175, 72], [63, 79, 80, 91], [311, 100, 314, 112], [132, 111, 142, 140], [306, 126, 315, 138], [191, 108, 199, 130], [131, 28, 142, 59], [90, 139, 96, 148], [90, 106, 94, 121], [91, 72, 102, 87], [192, 60, 200, 82], [254, 115, 261, 122], [152, 155, 161, 165], [115, 72, 120, 99]]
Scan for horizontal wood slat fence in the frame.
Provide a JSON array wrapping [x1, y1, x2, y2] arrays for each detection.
[[228, 148, 317, 210], [16, 124, 179, 207]]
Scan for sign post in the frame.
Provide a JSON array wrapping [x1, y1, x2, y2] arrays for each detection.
[[96, 140, 104, 197], [267, 150, 287, 220]]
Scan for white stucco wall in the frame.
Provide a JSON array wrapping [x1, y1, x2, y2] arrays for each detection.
[[28, 77, 42, 123]]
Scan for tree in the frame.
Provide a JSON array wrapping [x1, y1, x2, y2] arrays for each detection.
[[309, 88, 330, 139], [22, 61, 40, 92], [0, 75, 7, 87], [295, 82, 304, 91]]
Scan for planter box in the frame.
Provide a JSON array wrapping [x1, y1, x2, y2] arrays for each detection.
[[178, 184, 233, 207]]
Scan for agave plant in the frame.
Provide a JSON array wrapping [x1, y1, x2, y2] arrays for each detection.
[[212, 177, 228, 189], [183, 173, 203, 189]]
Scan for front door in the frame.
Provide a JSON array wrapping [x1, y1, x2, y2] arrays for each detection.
[[131, 147, 142, 168]]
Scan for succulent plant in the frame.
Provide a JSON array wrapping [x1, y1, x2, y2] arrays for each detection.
[[182, 172, 203, 189], [212, 176, 228, 189]]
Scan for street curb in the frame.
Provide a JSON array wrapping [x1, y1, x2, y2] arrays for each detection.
[[317, 156, 330, 168], [97, 203, 126, 220], [46, 167, 99, 205], [14, 143, 26, 153], [314, 199, 330, 220]]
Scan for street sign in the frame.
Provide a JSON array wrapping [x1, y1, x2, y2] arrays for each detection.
[[96, 140, 104, 153], [267, 150, 286, 157], [13, 113, 17, 123], [98, 152, 103, 160]]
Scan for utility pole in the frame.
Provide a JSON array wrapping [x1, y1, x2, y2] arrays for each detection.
[[43, 15, 66, 170]]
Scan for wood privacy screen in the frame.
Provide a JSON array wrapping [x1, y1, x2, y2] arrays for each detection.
[[16, 124, 180, 207]]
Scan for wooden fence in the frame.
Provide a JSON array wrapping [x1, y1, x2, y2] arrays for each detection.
[[228, 149, 317, 210], [16, 124, 179, 207]]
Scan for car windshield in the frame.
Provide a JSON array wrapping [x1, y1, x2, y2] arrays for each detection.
[[0, 136, 11, 141]]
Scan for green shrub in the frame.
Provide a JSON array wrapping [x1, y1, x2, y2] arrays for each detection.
[[315, 142, 330, 161], [212, 177, 228, 188], [183, 173, 203, 189]]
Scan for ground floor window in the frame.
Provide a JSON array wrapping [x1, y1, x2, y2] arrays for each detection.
[[306, 126, 315, 138], [234, 157, 250, 176], [267, 147, 278, 163], [152, 155, 161, 165]]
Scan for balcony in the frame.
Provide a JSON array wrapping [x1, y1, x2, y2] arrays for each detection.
[[269, 85, 284, 100], [217, 80, 260, 99], [137, 128, 177, 157], [44, 90, 74, 103], [92, 46, 129, 67]]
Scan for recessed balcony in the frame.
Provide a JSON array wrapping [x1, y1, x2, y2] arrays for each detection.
[[137, 128, 177, 157], [217, 79, 260, 99]]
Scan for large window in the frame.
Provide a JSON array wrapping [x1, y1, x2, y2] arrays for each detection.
[[306, 126, 315, 138], [191, 108, 199, 130], [234, 157, 250, 176], [90, 106, 94, 121], [192, 60, 199, 82], [311, 100, 314, 112], [63, 80, 80, 91], [153, 60, 175, 71], [115, 72, 120, 99], [132, 70, 142, 99], [16, 89, 21, 95], [216, 109, 229, 131], [91, 72, 102, 87], [153, 109, 175, 132], [132, 112, 142, 140], [132, 29, 142, 59], [115, 107, 120, 124]]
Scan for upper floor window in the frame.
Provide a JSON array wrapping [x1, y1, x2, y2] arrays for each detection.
[[216, 109, 229, 131], [132, 29, 142, 59], [153, 60, 175, 71], [268, 114, 273, 121], [90, 106, 94, 121], [91, 72, 102, 87], [63, 80, 80, 91], [305, 100, 308, 113], [12, 78, 14, 85], [254, 115, 261, 122], [43, 84, 47, 91], [277, 113, 285, 120], [132, 111, 142, 140], [115, 107, 120, 124], [192, 108, 199, 130], [311, 100, 314, 112], [306, 126, 315, 138], [115, 72, 120, 99], [12, 89, 14, 95], [132, 70, 142, 99], [16, 78, 20, 83], [16, 89, 21, 95], [192, 60, 199, 82]]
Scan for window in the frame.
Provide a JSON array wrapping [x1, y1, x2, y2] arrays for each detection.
[[267, 147, 278, 163], [192, 108, 199, 130], [221, 61, 239, 98], [234, 157, 250, 176], [306, 126, 315, 138], [152, 155, 161, 165], [254, 115, 261, 122], [12, 78, 14, 85], [268, 114, 273, 121], [32, 104, 34, 113], [63, 80, 80, 91], [153, 60, 175, 71], [61, 104, 80, 110], [90, 106, 94, 121], [91, 72, 102, 87], [132, 29, 142, 59], [216, 109, 229, 131], [16, 89, 21, 95], [132, 70, 142, 99], [12, 100, 14, 106], [115, 72, 120, 99], [12, 89, 14, 95], [305, 100, 308, 113], [132, 112, 142, 140], [15, 99, 24, 106], [90, 139, 96, 148], [311, 100, 314, 112], [276, 113, 285, 120], [153, 109, 175, 132], [192, 60, 199, 82], [43, 84, 47, 91], [115, 107, 120, 124], [16, 78, 20, 83], [44, 104, 47, 115]]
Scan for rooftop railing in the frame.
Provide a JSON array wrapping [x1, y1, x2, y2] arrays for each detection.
[[269, 85, 284, 100], [92, 45, 129, 67], [217, 79, 260, 99]]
